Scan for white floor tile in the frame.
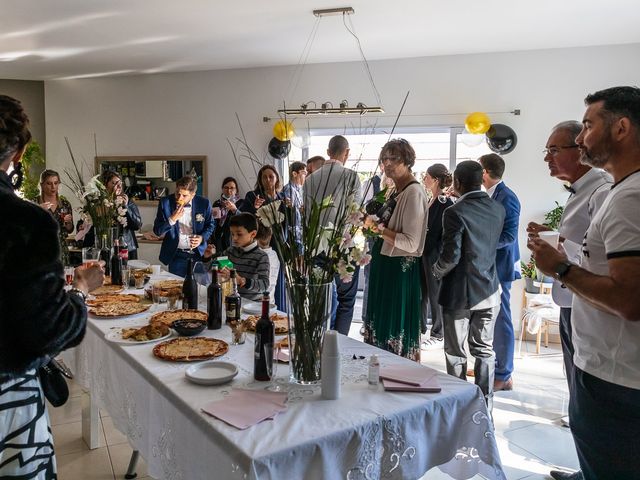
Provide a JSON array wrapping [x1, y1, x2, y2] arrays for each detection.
[[57, 446, 115, 480], [48, 395, 83, 426]]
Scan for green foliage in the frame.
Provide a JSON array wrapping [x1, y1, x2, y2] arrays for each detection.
[[19, 141, 45, 201], [521, 258, 537, 279], [543, 201, 564, 231]]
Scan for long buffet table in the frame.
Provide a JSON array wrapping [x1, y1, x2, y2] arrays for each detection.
[[64, 277, 505, 480]]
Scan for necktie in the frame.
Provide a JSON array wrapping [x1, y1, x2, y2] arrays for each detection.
[[563, 184, 575, 194]]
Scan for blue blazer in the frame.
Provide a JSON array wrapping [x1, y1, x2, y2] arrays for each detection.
[[492, 182, 521, 282], [153, 195, 215, 265]]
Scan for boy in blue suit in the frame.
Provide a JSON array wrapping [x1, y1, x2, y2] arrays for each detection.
[[153, 176, 215, 277], [480, 154, 521, 391]]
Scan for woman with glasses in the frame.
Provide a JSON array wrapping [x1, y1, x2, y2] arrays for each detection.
[[36, 169, 74, 264], [419, 164, 454, 351], [210, 177, 245, 253], [364, 139, 429, 361], [81, 170, 143, 259]]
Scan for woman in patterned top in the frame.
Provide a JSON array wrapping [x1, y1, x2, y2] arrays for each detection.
[[36, 169, 74, 265]]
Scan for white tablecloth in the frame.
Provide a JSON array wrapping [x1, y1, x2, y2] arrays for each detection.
[[65, 283, 505, 480]]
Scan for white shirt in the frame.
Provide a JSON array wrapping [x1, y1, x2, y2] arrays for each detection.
[[169, 204, 193, 250], [485, 180, 502, 199], [552, 168, 612, 307], [572, 170, 640, 389]]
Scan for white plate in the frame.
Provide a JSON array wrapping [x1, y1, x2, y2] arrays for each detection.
[[185, 361, 238, 385], [128, 260, 151, 270], [242, 302, 277, 315], [104, 327, 172, 345]]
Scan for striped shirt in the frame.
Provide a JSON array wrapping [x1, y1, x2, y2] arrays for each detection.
[[223, 242, 270, 302]]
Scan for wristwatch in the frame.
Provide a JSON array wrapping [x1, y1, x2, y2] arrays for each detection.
[[68, 287, 88, 302], [554, 261, 573, 280]]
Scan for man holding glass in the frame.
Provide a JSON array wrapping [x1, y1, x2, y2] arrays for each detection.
[[153, 175, 214, 276]]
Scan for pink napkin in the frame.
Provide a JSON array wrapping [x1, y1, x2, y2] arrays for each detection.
[[201, 388, 288, 430], [379, 364, 439, 386]]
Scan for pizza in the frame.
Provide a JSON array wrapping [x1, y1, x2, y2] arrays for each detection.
[[90, 285, 124, 295], [89, 302, 151, 317], [149, 309, 208, 327], [154, 280, 183, 291], [86, 294, 141, 306], [153, 337, 228, 361], [121, 323, 170, 342], [244, 313, 289, 334]]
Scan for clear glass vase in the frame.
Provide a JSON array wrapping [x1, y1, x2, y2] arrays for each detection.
[[286, 282, 332, 385], [94, 226, 118, 250]]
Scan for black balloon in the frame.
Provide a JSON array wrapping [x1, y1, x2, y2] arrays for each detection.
[[268, 137, 291, 160], [486, 124, 517, 154]]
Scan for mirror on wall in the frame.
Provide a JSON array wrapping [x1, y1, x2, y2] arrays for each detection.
[[94, 155, 207, 205]]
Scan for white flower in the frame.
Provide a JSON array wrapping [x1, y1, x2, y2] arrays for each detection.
[[350, 247, 372, 267], [336, 259, 353, 283], [196, 213, 205, 222], [117, 215, 127, 226], [312, 222, 334, 256], [341, 231, 355, 249], [117, 206, 127, 217], [346, 210, 364, 227], [256, 201, 284, 227]]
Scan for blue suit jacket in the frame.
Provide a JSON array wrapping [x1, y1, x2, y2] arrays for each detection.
[[153, 195, 215, 265], [492, 182, 521, 282]]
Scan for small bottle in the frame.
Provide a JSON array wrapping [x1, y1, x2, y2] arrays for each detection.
[[110, 239, 123, 285], [368, 354, 380, 386], [254, 292, 274, 381], [225, 269, 241, 323], [207, 267, 222, 330], [182, 258, 198, 309], [321, 330, 341, 400]]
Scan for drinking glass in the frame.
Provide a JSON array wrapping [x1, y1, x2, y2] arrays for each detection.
[[82, 247, 100, 267], [121, 268, 130, 290], [188, 234, 199, 253], [64, 266, 74, 286], [152, 283, 167, 305], [229, 320, 246, 345], [167, 290, 180, 310], [264, 343, 282, 392], [134, 272, 146, 289]]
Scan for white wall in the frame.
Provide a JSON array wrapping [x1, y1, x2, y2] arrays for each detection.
[[43, 42, 640, 327]]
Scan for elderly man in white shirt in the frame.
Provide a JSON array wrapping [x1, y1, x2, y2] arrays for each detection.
[[530, 86, 640, 480]]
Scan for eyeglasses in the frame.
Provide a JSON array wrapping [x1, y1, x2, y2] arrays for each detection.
[[381, 155, 402, 164], [543, 145, 579, 156]]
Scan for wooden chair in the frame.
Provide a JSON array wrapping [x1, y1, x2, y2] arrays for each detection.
[[518, 282, 558, 355]]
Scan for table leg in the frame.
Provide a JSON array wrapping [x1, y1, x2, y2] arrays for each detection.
[[81, 390, 104, 449]]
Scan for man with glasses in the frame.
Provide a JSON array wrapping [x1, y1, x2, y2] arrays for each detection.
[[530, 86, 640, 479], [528, 122, 611, 480]]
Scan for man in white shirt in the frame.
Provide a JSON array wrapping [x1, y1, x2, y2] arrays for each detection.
[[530, 86, 640, 480]]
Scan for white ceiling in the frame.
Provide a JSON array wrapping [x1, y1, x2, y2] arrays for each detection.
[[1, 0, 640, 81]]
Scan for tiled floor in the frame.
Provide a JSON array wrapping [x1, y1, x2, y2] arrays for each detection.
[[50, 314, 578, 480]]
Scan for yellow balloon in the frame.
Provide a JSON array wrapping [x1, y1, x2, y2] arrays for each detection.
[[273, 120, 295, 141], [465, 112, 491, 135]]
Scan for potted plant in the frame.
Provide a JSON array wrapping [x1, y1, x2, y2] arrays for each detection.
[[543, 201, 564, 231], [521, 258, 539, 293]]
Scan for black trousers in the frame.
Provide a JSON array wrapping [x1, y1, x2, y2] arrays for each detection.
[[570, 367, 640, 479], [420, 256, 444, 338], [559, 307, 574, 392]]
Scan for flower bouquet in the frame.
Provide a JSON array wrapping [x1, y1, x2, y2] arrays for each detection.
[[63, 138, 127, 248]]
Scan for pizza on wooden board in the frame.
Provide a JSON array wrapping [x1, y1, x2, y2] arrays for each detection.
[[149, 309, 208, 327], [90, 285, 124, 296], [153, 337, 229, 361], [89, 302, 151, 317]]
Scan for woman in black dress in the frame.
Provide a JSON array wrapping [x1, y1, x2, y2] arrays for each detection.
[[420, 163, 454, 350], [210, 176, 244, 253], [36, 169, 74, 264]]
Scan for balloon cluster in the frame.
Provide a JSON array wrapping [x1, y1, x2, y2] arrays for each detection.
[[463, 112, 517, 154], [268, 120, 295, 160]]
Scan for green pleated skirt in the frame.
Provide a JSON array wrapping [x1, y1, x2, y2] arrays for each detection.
[[365, 238, 422, 361]]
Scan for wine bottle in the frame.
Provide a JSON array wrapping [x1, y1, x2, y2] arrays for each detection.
[[110, 239, 123, 286], [254, 292, 274, 381], [207, 267, 222, 330], [182, 258, 198, 310], [100, 234, 111, 277], [118, 231, 129, 267], [224, 269, 241, 323]]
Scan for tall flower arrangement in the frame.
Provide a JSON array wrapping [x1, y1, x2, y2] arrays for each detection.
[[62, 138, 127, 243]]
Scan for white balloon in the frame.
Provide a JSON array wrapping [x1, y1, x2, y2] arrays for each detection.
[[459, 129, 485, 147]]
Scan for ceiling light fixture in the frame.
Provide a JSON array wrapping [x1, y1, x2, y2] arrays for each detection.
[[276, 6, 384, 118]]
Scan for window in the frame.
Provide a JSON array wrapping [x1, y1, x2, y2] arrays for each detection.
[[288, 126, 492, 178]]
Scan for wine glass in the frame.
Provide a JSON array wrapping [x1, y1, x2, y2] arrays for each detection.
[[188, 234, 199, 254], [264, 343, 282, 392]]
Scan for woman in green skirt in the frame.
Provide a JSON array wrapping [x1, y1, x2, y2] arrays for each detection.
[[364, 139, 429, 361]]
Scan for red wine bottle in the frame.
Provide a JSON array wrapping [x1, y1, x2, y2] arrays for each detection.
[[110, 239, 123, 285], [254, 292, 274, 381], [207, 267, 222, 330], [182, 258, 198, 309]]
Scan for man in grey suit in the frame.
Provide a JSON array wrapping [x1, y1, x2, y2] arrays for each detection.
[[433, 161, 506, 409]]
